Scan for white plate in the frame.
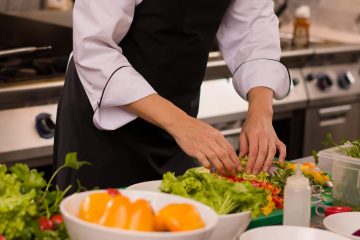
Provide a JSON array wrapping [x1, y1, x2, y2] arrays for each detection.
[[239, 226, 351, 240], [324, 212, 360, 240], [127, 180, 162, 192]]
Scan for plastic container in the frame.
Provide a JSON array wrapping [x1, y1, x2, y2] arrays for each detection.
[[318, 146, 360, 211], [283, 164, 311, 227]]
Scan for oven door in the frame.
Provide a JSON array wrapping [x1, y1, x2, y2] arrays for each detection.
[[303, 102, 360, 155]]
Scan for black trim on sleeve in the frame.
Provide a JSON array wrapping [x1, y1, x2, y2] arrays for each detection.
[[98, 65, 131, 108], [232, 58, 292, 98]]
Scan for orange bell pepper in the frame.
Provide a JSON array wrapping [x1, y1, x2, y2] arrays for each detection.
[[303, 162, 316, 168], [155, 203, 205, 232], [78, 192, 112, 223], [99, 195, 131, 228], [127, 199, 155, 232]]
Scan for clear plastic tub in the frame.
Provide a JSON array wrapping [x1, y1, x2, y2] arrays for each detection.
[[318, 145, 360, 211]]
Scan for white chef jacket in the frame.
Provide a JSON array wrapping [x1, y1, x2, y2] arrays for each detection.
[[72, 0, 290, 130]]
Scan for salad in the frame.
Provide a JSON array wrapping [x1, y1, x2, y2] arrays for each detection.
[[0, 152, 89, 240], [160, 158, 332, 217]]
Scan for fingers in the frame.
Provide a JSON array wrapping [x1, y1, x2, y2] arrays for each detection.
[[252, 136, 268, 175], [243, 133, 284, 174], [195, 151, 211, 169], [209, 142, 237, 176], [263, 141, 277, 172], [275, 139, 287, 163], [246, 134, 259, 174], [201, 146, 228, 176], [217, 137, 242, 172], [239, 133, 249, 158]]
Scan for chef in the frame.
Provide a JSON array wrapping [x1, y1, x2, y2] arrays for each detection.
[[54, 0, 291, 190]]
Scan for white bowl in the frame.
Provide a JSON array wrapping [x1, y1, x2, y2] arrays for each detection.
[[239, 226, 351, 240], [60, 189, 218, 240], [324, 212, 360, 240], [128, 180, 252, 240], [209, 211, 251, 240]]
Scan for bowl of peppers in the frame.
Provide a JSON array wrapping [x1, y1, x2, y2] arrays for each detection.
[[60, 188, 218, 240]]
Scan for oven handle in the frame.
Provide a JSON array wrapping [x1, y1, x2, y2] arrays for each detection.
[[0, 46, 52, 58], [319, 117, 346, 127], [220, 128, 242, 137], [318, 104, 352, 117]]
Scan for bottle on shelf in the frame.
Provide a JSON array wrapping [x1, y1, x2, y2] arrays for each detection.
[[292, 5, 311, 49]]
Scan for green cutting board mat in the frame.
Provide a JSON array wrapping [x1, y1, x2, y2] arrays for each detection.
[[247, 199, 333, 229]]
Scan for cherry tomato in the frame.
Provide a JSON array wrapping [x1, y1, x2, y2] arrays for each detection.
[[107, 188, 120, 196], [226, 176, 244, 182], [0, 235, 6, 240], [250, 180, 261, 187], [272, 196, 284, 209], [38, 216, 54, 231], [51, 214, 63, 228]]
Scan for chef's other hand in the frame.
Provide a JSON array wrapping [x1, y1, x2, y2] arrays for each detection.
[[170, 116, 241, 176], [239, 87, 286, 175], [123, 93, 241, 175]]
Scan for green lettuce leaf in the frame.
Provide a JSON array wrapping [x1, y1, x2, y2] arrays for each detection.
[[161, 168, 268, 217]]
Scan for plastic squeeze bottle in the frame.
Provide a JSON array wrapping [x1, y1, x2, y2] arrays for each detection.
[[283, 164, 311, 227]]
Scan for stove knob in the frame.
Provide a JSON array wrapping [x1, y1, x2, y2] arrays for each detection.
[[337, 71, 355, 90], [292, 78, 299, 86], [316, 73, 333, 91], [306, 73, 315, 82]]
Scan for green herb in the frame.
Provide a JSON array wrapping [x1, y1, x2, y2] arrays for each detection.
[[312, 149, 319, 165], [41, 152, 90, 218], [322, 133, 360, 159], [0, 152, 89, 240]]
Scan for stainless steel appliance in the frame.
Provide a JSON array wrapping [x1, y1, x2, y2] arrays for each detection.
[[0, 11, 71, 110], [0, 11, 70, 168], [302, 63, 360, 155]]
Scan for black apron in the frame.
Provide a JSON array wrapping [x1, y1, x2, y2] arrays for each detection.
[[54, 0, 232, 190]]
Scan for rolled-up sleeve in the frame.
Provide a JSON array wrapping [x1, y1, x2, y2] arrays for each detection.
[[73, 0, 155, 130], [216, 0, 291, 100]]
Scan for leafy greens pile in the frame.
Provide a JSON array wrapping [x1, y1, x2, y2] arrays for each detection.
[[0, 152, 89, 240], [322, 133, 360, 159], [160, 168, 269, 217]]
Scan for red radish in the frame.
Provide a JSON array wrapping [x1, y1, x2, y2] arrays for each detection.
[[38, 216, 54, 231], [51, 214, 63, 229], [107, 188, 120, 196]]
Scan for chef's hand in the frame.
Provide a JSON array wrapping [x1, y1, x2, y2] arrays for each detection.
[[239, 87, 286, 175], [168, 116, 241, 176], [123, 93, 241, 176]]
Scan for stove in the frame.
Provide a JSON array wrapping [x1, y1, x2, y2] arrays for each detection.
[[0, 53, 67, 84], [303, 64, 360, 106], [302, 63, 360, 155], [0, 10, 71, 110]]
